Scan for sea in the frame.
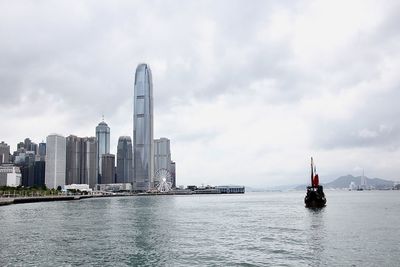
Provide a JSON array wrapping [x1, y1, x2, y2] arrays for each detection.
[[0, 190, 399, 266]]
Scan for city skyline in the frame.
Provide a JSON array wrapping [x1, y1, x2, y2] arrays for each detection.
[[1, 1, 400, 187]]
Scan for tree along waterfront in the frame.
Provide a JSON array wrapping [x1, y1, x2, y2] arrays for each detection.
[[0, 185, 62, 198]]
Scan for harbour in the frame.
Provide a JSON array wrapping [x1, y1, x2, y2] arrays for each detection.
[[0, 191, 399, 266]]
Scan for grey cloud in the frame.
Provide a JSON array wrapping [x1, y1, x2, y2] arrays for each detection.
[[312, 87, 400, 150], [1, 0, 400, 185]]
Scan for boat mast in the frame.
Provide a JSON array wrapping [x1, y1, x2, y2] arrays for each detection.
[[311, 157, 314, 187]]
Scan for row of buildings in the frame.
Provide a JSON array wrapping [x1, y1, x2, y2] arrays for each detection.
[[0, 63, 176, 191]]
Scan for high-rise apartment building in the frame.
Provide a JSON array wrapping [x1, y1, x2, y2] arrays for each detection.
[[133, 63, 154, 191], [101, 154, 115, 184], [0, 141, 10, 164], [116, 136, 133, 184], [96, 120, 110, 183], [45, 134, 66, 189]]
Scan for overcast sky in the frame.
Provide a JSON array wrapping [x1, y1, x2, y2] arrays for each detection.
[[1, 0, 400, 187]]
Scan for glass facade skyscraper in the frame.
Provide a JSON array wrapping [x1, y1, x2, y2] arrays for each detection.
[[133, 63, 154, 191], [38, 142, 46, 161], [154, 138, 172, 185], [101, 153, 115, 184], [117, 136, 133, 184], [96, 120, 110, 184]]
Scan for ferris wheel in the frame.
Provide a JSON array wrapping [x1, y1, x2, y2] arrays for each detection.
[[154, 168, 173, 192]]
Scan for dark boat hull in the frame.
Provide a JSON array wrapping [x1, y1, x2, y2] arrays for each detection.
[[305, 186, 326, 208]]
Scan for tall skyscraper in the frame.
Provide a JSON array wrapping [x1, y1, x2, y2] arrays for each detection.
[[21, 161, 45, 187], [66, 135, 98, 188], [116, 136, 133, 184], [133, 63, 154, 191], [66, 135, 82, 185], [45, 134, 66, 189], [154, 138, 172, 185], [38, 142, 46, 161], [96, 119, 110, 183], [101, 154, 115, 184], [83, 137, 98, 188], [33, 161, 46, 187], [0, 141, 10, 164], [31, 143, 38, 155]]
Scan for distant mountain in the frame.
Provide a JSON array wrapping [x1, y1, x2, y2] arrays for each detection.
[[294, 175, 395, 190]]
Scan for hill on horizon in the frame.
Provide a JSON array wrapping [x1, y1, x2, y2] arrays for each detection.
[[294, 175, 395, 190]]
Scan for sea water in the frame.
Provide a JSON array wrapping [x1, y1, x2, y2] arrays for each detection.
[[0, 191, 399, 266]]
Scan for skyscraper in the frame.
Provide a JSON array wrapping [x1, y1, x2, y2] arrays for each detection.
[[66, 135, 81, 185], [66, 135, 98, 188], [45, 134, 66, 189], [38, 142, 46, 161], [83, 137, 98, 188], [21, 161, 45, 187], [170, 161, 176, 188], [133, 63, 154, 191], [24, 138, 32, 152], [0, 141, 10, 164], [154, 138, 172, 185], [116, 136, 133, 184], [101, 154, 115, 184], [96, 119, 110, 184], [21, 138, 37, 154]]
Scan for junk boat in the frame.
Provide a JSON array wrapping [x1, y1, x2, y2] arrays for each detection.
[[304, 157, 326, 208]]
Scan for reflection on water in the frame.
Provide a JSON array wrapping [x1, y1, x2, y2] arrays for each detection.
[[129, 197, 177, 266], [305, 207, 326, 265], [0, 191, 399, 266]]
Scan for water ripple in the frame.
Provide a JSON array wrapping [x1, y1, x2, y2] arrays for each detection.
[[0, 191, 399, 266]]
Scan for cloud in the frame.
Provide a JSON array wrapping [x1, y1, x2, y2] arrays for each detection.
[[1, 0, 400, 186]]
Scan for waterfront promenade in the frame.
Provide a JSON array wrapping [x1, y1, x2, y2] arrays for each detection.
[[0, 195, 94, 206], [0, 189, 245, 206]]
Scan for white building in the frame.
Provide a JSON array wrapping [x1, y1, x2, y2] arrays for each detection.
[[63, 184, 92, 193], [45, 134, 66, 189], [95, 183, 132, 192], [349, 181, 357, 191], [0, 165, 21, 187], [7, 169, 22, 187]]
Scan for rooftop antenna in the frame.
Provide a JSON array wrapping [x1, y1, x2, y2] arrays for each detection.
[[102, 114, 105, 122]]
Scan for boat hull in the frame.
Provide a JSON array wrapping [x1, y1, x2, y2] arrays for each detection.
[[305, 186, 326, 208]]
